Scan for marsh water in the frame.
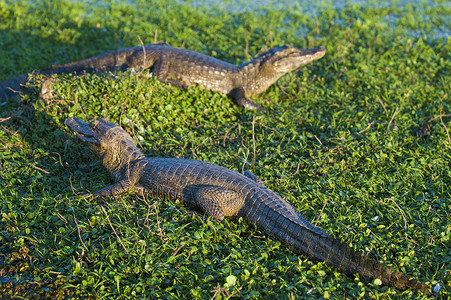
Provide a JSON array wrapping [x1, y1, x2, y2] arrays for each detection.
[[179, 0, 449, 40]]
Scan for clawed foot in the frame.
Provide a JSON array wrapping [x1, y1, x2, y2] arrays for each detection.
[[80, 193, 93, 199]]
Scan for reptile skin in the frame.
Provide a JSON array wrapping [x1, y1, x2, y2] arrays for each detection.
[[66, 116, 430, 295]]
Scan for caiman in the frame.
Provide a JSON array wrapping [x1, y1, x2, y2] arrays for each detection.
[[0, 43, 326, 110], [65, 116, 431, 295]]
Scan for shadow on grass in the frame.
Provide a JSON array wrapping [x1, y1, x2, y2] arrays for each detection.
[[0, 2, 132, 295]]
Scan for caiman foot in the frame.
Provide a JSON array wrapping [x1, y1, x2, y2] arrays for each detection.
[[80, 193, 94, 199], [240, 100, 267, 111], [228, 87, 267, 111]]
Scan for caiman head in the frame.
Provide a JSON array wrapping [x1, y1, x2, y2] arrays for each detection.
[[66, 117, 138, 160], [67, 117, 113, 154], [267, 44, 326, 73], [238, 44, 326, 95]]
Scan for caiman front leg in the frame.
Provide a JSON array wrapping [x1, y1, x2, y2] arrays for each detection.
[[193, 186, 245, 222], [228, 87, 266, 111], [82, 179, 131, 198]]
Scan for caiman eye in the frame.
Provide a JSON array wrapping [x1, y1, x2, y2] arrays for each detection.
[[92, 120, 99, 127]]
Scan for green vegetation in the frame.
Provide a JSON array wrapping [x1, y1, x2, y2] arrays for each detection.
[[0, 0, 450, 298]]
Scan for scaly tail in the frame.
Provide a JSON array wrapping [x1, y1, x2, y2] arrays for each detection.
[[317, 235, 431, 295], [251, 201, 431, 295]]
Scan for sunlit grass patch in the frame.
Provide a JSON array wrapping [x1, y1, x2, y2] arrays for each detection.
[[0, 0, 450, 298]]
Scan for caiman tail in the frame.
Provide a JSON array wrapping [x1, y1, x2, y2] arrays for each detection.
[[310, 233, 429, 294], [246, 195, 431, 295], [42, 45, 151, 74], [0, 45, 146, 99]]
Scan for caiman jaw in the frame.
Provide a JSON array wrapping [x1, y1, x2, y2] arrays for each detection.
[[274, 45, 326, 73], [66, 117, 99, 145]]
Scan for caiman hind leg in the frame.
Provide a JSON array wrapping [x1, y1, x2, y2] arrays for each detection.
[[194, 186, 245, 222], [228, 87, 266, 111], [243, 170, 266, 187]]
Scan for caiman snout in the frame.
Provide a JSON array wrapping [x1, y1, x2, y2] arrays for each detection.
[[273, 45, 326, 73], [66, 117, 92, 135], [297, 45, 326, 59]]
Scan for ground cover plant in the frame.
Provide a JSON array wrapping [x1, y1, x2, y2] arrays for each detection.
[[0, 0, 450, 298]]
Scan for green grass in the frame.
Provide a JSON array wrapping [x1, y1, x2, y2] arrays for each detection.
[[0, 0, 450, 298]]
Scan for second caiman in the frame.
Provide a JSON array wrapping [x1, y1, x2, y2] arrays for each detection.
[[66, 116, 431, 295], [0, 42, 326, 110]]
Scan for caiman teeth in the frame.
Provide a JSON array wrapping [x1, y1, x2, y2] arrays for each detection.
[[75, 132, 92, 138], [74, 132, 98, 144]]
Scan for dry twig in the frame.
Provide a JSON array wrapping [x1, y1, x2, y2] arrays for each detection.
[[1, 211, 18, 226], [74, 91, 87, 119], [251, 115, 256, 169], [267, 26, 273, 48], [314, 14, 320, 37], [154, 29, 158, 44], [385, 105, 399, 134], [291, 163, 301, 176], [51, 151, 65, 168], [31, 164, 50, 174], [357, 121, 375, 135], [192, 136, 210, 159], [315, 198, 328, 226], [1, 124, 19, 136], [223, 123, 240, 147], [125, 111, 144, 149], [56, 212, 68, 224], [377, 97, 387, 114], [152, 200, 164, 239], [140, 191, 165, 240], [137, 194, 166, 240], [0, 116, 13, 123], [384, 198, 408, 230], [439, 106, 451, 144], [222, 121, 281, 147], [72, 208, 89, 252], [240, 138, 250, 174], [101, 205, 129, 255], [210, 285, 243, 300], [314, 135, 323, 146], [69, 175, 79, 196], [244, 27, 249, 60], [171, 244, 185, 257], [138, 35, 147, 70]]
